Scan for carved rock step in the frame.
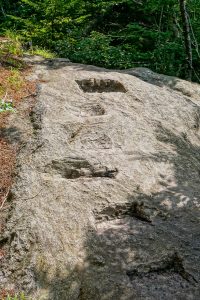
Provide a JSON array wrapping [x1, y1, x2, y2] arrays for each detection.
[[45, 157, 118, 179]]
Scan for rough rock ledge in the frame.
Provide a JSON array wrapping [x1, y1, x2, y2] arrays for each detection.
[[0, 57, 200, 299]]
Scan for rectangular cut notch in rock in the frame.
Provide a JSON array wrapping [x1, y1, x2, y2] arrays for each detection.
[[94, 201, 158, 223], [76, 78, 127, 93], [126, 252, 196, 285], [45, 157, 118, 179]]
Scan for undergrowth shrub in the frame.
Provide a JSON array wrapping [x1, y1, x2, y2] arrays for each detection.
[[54, 32, 133, 69], [52, 30, 187, 76]]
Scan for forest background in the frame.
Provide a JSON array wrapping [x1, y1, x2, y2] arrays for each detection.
[[0, 0, 200, 81]]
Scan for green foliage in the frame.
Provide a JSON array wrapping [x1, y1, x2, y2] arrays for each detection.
[[1, 31, 23, 56], [0, 100, 15, 113], [0, 0, 200, 80], [6, 293, 27, 300], [55, 32, 132, 69], [0, 32, 26, 70], [31, 47, 56, 58]]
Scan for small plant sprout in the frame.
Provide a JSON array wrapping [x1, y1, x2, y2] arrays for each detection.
[[0, 99, 15, 113], [0, 93, 16, 113]]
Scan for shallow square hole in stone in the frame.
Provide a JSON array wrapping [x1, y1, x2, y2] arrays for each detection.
[[76, 78, 127, 93]]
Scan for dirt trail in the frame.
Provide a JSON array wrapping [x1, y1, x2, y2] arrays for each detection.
[[0, 57, 200, 299]]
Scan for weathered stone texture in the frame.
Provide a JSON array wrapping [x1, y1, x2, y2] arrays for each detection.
[[1, 58, 200, 299]]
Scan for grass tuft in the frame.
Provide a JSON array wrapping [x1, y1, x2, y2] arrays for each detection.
[[6, 293, 28, 300], [30, 47, 56, 59]]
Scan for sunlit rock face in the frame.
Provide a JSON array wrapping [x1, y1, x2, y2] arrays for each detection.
[[1, 58, 200, 299]]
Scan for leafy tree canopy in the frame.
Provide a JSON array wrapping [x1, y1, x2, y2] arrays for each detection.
[[0, 0, 200, 80]]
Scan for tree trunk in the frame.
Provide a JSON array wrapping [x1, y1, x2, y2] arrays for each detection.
[[179, 0, 193, 80]]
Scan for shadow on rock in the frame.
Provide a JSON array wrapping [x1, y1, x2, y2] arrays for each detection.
[[33, 124, 200, 299], [0, 127, 22, 145]]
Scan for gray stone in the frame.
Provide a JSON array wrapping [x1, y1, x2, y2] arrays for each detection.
[[1, 59, 200, 299]]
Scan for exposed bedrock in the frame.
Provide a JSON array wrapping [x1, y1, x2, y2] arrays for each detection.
[[0, 58, 200, 299]]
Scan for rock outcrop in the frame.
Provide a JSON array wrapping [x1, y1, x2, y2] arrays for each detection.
[[0, 58, 200, 299]]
